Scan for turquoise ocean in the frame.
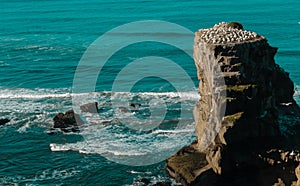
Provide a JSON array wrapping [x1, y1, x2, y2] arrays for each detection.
[[0, 0, 300, 185]]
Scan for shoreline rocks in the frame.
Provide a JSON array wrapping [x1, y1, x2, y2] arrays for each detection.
[[53, 110, 83, 132], [80, 102, 99, 113], [0, 118, 10, 126], [52, 102, 100, 133], [166, 22, 300, 185]]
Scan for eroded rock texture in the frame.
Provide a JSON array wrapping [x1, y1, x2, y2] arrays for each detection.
[[53, 110, 83, 132], [166, 22, 300, 186], [80, 102, 99, 113]]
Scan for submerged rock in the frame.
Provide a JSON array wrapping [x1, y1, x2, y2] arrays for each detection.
[[153, 182, 172, 186], [80, 102, 99, 113], [0, 118, 10, 126], [137, 178, 151, 185], [135, 178, 171, 186], [166, 22, 300, 185], [53, 110, 83, 132], [129, 103, 141, 109]]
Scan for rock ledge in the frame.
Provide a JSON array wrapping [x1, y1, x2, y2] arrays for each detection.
[[166, 22, 300, 186]]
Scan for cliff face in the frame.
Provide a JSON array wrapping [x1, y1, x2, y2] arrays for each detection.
[[166, 22, 300, 186]]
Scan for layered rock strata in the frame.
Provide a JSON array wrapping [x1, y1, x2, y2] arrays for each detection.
[[166, 22, 300, 186]]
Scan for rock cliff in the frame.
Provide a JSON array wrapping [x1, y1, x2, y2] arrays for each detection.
[[166, 22, 300, 186]]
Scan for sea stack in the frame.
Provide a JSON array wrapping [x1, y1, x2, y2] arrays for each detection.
[[166, 22, 300, 185]]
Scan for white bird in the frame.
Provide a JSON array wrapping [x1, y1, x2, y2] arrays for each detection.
[[290, 150, 295, 156], [280, 102, 293, 106]]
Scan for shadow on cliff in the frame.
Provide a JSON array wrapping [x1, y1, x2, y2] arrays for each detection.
[[166, 22, 300, 186]]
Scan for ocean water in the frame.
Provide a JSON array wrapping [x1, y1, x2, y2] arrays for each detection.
[[0, 0, 300, 185]]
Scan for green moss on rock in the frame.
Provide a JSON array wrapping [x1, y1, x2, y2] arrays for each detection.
[[224, 112, 244, 123], [226, 97, 236, 102], [226, 84, 257, 92]]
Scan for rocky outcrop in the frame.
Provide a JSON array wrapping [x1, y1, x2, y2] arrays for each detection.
[[153, 182, 172, 186], [0, 118, 10, 126], [53, 110, 83, 132], [80, 102, 99, 113], [135, 178, 171, 186], [166, 22, 300, 185], [137, 178, 151, 185]]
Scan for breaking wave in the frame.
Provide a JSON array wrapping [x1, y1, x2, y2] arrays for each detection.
[[0, 87, 198, 165]]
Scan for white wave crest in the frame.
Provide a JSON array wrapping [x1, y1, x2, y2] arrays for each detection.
[[0, 87, 71, 99], [151, 128, 194, 134], [49, 120, 195, 166], [49, 143, 71, 152], [0, 87, 199, 100]]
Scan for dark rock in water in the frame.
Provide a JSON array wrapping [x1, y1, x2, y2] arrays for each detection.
[[166, 22, 300, 185], [46, 128, 61, 135], [153, 182, 172, 186], [136, 178, 171, 186], [118, 103, 141, 113], [0, 118, 10, 126], [80, 102, 99, 113], [53, 110, 83, 132], [137, 178, 151, 185], [130, 103, 141, 109]]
